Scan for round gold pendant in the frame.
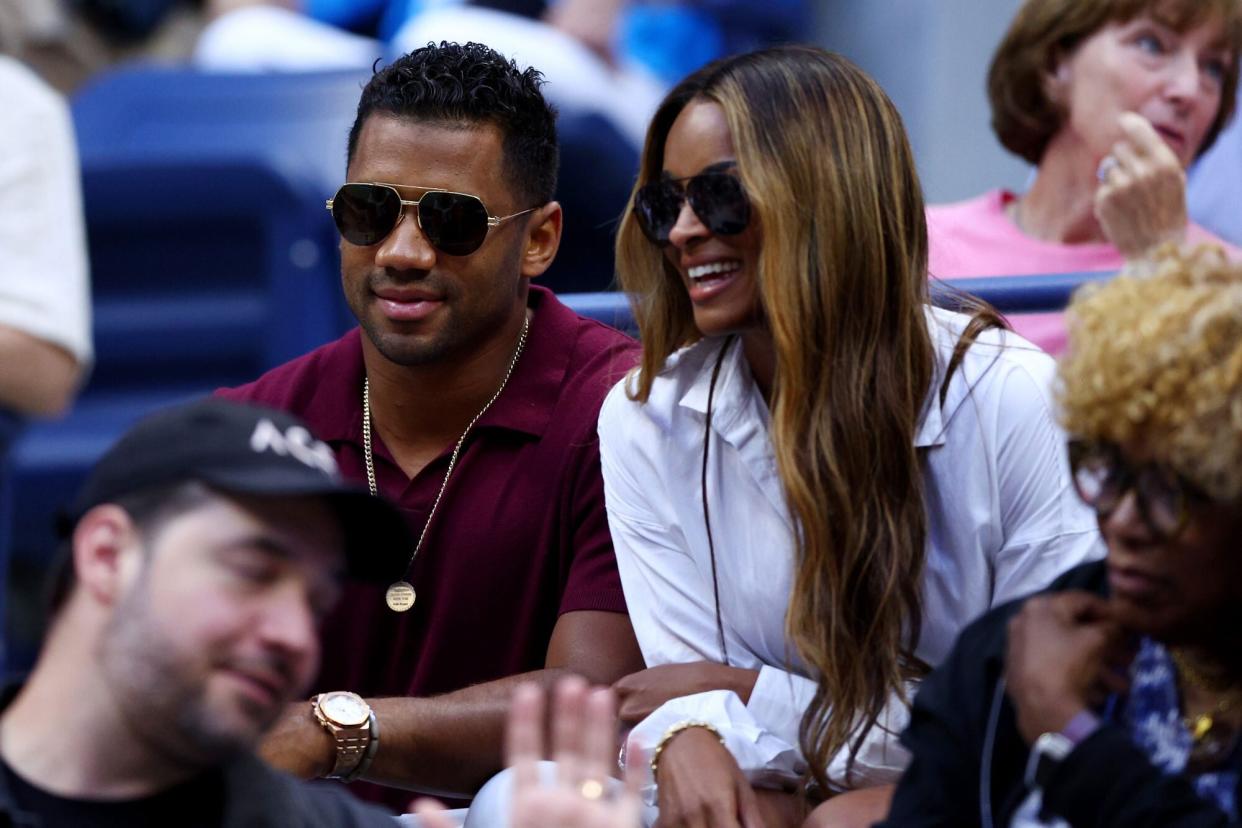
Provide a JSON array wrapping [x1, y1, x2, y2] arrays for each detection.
[[385, 581, 416, 612]]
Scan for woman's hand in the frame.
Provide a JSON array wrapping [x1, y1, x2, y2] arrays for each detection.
[[1004, 591, 1133, 744], [1095, 112, 1189, 259], [655, 727, 765, 828], [613, 663, 760, 727]]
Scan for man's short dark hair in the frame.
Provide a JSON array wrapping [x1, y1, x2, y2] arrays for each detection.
[[46, 481, 214, 619], [346, 41, 559, 208]]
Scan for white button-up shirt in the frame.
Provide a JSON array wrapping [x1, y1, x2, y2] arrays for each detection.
[[598, 306, 1103, 803]]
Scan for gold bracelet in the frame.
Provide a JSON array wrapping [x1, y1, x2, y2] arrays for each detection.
[[649, 720, 726, 782]]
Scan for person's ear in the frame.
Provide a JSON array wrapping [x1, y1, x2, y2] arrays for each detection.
[[72, 505, 143, 607], [519, 201, 563, 279], [1043, 49, 1074, 107]]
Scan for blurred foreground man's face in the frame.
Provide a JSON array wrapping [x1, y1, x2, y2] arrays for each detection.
[[95, 493, 344, 765]]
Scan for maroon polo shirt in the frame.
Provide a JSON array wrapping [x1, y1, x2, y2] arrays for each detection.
[[218, 286, 638, 806]]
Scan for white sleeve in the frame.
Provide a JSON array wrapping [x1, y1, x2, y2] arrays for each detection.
[[598, 382, 725, 666], [598, 386, 810, 795], [990, 363, 1104, 603], [625, 676, 915, 805], [0, 59, 92, 365]]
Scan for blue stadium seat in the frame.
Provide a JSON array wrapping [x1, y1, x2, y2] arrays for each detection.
[[72, 64, 370, 375], [540, 112, 637, 294], [933, 273, 1114, 314], [7, 65, 370, 573], [559, 273, 1116, 337]]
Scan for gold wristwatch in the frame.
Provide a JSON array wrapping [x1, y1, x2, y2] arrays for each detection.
[[312, 691, 374, 780]]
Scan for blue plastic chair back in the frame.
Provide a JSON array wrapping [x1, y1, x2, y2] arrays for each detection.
[[560, 272, 1117, 335], [73, 65, 371, 386], [6, 66, 370, 574]]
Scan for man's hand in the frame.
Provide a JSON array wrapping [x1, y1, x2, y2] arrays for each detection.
[[655, 727, 765, 828], [613, 663, 760, 727], [1095, 112, 1189, 259], [412, 678, 643, 828], [258, 701, 334, 779], [518, 679, 643, 827], [1004, 592, 1133, 744]]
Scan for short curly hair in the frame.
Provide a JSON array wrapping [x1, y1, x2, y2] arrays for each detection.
[[1058, 245, 1242, 501], [346, 41, 559, 206], [988, 0, 1242, 165]]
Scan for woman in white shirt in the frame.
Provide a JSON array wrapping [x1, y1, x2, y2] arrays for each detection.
[[598, 45, 1104, 827]]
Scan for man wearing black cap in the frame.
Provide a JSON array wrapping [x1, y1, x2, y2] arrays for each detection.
[[0, 399, 409, 826]]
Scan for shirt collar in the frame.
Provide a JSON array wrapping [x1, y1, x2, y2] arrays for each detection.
[[914, 362, 947, 449], [300, 285, 576, 445], [917, 305, 981, 449], [678, 336, 750, 420], [474, 285, 575, 438]]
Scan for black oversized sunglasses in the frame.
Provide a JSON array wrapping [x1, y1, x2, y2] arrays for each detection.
[[327, 182, 535, 256], [632, 170, 751, 246], [1067, 439, 1208, 539]]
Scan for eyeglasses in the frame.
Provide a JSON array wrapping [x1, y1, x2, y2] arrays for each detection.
[[326, 182, 535, 256], [632, 171, 751, 246], [1067, 439, 1207, 538]]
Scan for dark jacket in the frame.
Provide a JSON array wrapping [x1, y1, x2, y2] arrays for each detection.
[[0, 740, 398, 828], [878, 561, 1241, 828]]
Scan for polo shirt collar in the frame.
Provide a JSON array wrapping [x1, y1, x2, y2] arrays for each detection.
[[299, 285, 573, 445], [475, 285, 572, 438], [294, 328, 366, 444]]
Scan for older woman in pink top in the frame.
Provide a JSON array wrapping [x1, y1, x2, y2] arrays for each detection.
[[929, 0, 1241, 354]]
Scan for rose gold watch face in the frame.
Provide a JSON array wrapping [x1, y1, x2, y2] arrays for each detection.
[[321, 692, 370, 727]]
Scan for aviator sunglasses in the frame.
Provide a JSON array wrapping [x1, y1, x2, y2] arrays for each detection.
[[327, 182, 535, 256], [1067, 439, 1208, 539], [633, 169, 751, 246]]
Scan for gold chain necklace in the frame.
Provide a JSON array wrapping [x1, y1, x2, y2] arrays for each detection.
[[1172, 649, 1242, 745], [363, 315, 530, 612]]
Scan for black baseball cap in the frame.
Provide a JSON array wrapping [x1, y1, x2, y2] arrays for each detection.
[[68, 398, 411, 583]]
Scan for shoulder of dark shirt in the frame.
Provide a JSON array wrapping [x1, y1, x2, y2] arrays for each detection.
[[214, 329, 360, 417], [225, 754, 398, 827], [950, 559, 1110, 666]]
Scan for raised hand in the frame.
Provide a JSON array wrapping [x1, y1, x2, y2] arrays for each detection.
[[1004, 591, 1134, 744], [510, 678, 643, 828], [1095, 112, 1189, 259]]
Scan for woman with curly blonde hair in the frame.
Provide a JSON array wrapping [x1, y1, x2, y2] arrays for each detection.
[[881, 245, 1242, 827], [597, 45, 1102, 827]]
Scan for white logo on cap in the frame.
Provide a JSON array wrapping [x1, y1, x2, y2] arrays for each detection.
[[249, 419, 339, 476]]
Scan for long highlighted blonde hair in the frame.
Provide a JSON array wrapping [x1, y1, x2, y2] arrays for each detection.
[[616, 46, 982, 789]]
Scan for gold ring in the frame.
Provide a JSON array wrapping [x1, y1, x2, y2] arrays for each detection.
[[579, 779, 605, 800]]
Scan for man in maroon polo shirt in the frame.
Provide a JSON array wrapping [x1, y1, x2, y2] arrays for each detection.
[[216, 41, 644, 811]]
